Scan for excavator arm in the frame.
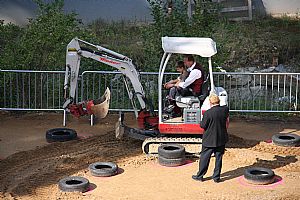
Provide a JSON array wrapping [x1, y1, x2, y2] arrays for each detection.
[[63, 38, 147, 114]]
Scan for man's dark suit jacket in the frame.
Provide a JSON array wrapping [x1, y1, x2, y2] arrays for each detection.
[[200, 105, 229, 147]]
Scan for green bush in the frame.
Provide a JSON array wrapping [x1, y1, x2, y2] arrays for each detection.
[[0, 0, 96, 71]]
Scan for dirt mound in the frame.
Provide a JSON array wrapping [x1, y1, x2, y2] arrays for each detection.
[[251, 142, 300, 156], [227, 134, 258, 148], [0, 133, 142, 197], [228, 134, 300, 156], [226, 135, 300, 172]]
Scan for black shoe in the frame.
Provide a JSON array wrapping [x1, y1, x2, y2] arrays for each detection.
[[192, 175, 204, 182], [213, 178, 222, 183], [162, 114, 170, 120]]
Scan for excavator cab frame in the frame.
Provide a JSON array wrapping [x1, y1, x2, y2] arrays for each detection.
[[117, 37, 228, 154], [158, 37, 228, 135]]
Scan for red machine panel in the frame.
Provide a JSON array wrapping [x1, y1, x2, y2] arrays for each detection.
[[159, 123, 204, 135]]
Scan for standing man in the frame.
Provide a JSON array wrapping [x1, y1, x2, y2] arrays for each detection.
[[192, 94, 229, 183], [175, 54, 205, 96]]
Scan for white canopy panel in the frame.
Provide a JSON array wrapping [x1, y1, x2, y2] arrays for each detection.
[[162, 37, 217, 57]]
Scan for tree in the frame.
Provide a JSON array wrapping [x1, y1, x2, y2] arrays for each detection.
[[0, 0, 96, 70], [0, 21, 24, 69], [143, 0, 221, 71]]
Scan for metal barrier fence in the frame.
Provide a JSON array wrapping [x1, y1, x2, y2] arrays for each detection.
[[214, 72, 299, 112], [0, 70, 66, 110], [80, 71, 179, 111], [1, 70, 299, 119]]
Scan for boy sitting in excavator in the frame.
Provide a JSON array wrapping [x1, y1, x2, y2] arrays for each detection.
[[164, 55, 205, 118]]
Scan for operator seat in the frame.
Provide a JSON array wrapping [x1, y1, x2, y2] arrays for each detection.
[[175, 74, 210, 108]]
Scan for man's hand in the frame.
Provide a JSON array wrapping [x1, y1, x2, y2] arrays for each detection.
[[164, 82, 174, 89]]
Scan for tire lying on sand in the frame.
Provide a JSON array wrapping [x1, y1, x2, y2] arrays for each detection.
[[58, 176, 89, 192], [244, 167, 275, 185], [158, 144, 185, 159], [46, 128, 77, 142], [272, 133, 300, 147], [89, 162, 118, 177], [158, 144, 186, 167], [158, 156, 186, 167]]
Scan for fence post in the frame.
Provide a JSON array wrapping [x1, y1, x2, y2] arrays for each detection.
[[248, 0, 253, 20]]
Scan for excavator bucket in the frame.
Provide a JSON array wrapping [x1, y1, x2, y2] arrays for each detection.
[[90, 87, 111, 119]]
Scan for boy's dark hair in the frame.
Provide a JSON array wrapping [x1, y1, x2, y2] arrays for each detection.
[[184, 54, 195, 62], [176, 61, 185, 68]]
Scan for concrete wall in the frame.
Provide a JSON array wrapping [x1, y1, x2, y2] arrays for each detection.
[[256, 0, 300, 17]]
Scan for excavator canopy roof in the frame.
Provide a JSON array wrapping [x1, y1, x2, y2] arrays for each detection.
[[162, 37, 217, 57]]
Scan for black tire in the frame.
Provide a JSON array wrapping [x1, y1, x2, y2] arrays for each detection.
[[244, 167, 275, 185], [158, 144, 185, 159], [158, 155, 186, 167], [58, 176, 89, 192], [46, 128, 77, 142], [88, 162, 118, 177], [272, 133, 300, 147]]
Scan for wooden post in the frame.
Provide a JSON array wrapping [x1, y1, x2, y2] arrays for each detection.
[[248, 0, 253, 20], [187, 0, 192, 19]]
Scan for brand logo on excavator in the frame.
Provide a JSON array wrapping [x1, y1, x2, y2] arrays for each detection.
[[99, 57, 120, 65]]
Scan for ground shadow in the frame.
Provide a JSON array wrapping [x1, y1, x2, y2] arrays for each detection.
[[116, 167, 125, 175], [226, 134, 259, 149], [219, 155, 297, 181], [85, 183, 97, 193]]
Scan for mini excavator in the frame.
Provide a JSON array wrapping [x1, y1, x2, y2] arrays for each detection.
[[63, 37, 228, 155]]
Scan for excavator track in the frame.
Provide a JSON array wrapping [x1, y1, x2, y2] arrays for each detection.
[[142, 137, 202, 156]]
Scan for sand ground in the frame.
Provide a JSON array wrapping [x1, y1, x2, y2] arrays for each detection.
[[0, 111, 299, 200]]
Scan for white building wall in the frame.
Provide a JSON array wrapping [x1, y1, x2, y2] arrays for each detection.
[[262, 0, 300, 17]]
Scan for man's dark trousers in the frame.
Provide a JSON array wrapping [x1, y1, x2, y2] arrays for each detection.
[[196, 145, 225, 180], [177, 87, 193, 97]]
